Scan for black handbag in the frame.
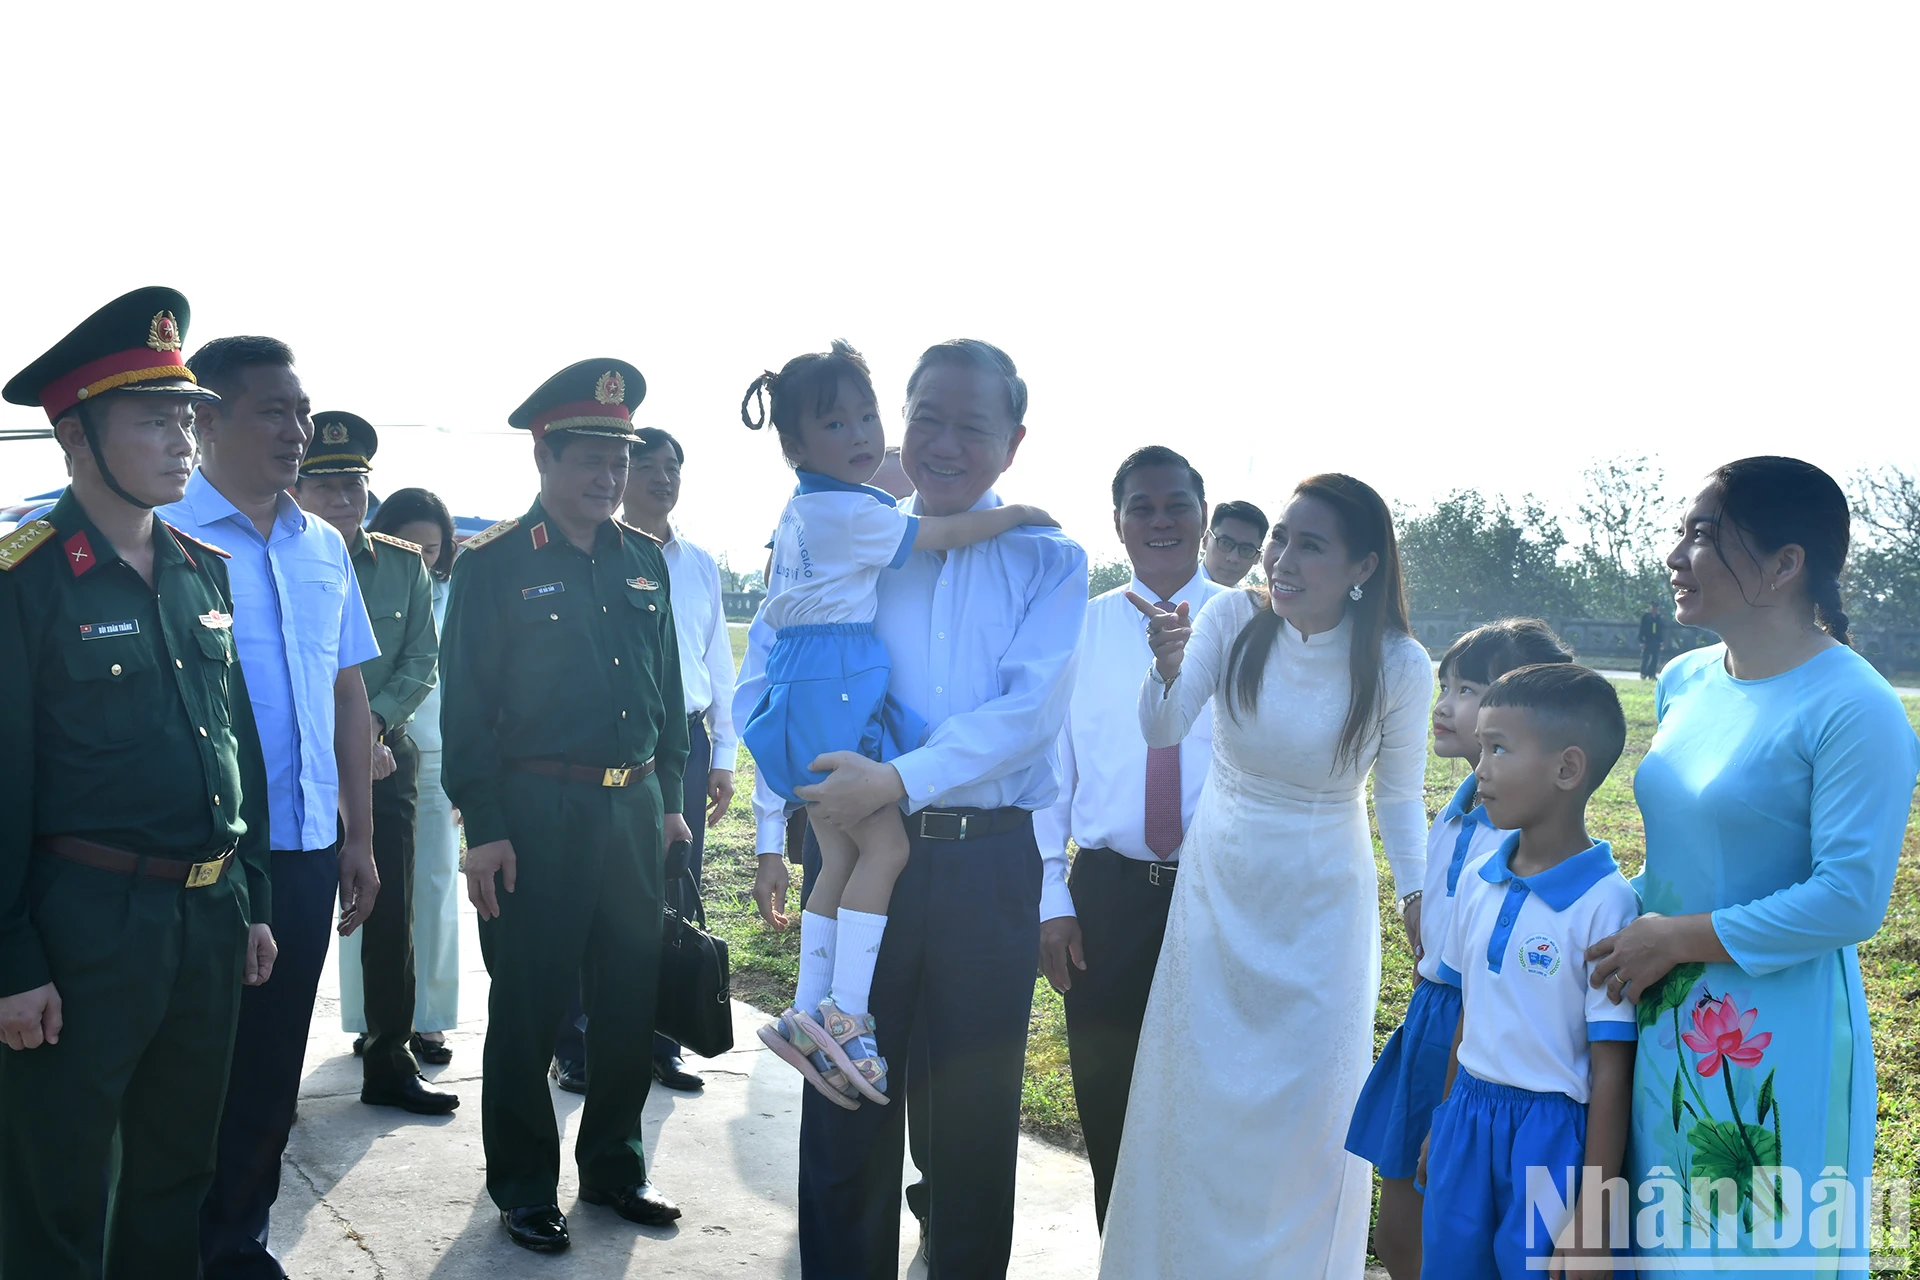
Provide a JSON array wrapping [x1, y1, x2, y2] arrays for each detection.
[[656, 842, 734, 1059]]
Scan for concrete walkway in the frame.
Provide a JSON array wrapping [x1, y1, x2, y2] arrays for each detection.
[[272, 896, 1100, 1278]]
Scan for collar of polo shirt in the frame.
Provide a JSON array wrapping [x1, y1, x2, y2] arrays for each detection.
[[1476, 831, 1619, 912]]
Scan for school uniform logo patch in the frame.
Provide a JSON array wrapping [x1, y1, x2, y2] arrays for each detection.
[[1520, 934, 1562, 977], [522, 582, 564, 600], [79, 620, 139, 639], [627, 576, 659, 591]]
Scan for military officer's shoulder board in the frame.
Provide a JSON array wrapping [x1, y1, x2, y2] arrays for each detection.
[[369, 530, 422, 554], [616, 518, 664, 546], [165, 523, 231, 560], [461, 517, 518, 553], [0, 519, 54, 571]]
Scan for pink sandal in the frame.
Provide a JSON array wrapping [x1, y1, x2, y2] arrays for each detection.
[[795, 998, 890, 1106], [759, 1008, 860, 1110]]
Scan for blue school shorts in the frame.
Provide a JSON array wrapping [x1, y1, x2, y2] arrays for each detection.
[[1345, 978, 1462, 1180], [743, 622, 925, 805], [1420, 1071, 1587, 1280]]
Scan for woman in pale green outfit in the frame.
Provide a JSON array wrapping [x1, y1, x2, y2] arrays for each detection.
[[1588, 458, 1919, 1274], [341, 490, 463, 1057]]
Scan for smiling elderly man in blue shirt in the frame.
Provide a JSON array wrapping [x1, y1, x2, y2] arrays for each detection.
[[156, 336, 381, 1280], [739, 338, 1087, 1280]]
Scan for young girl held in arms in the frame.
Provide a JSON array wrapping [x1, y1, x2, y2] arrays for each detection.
[[739, 341, 1054, 1108]]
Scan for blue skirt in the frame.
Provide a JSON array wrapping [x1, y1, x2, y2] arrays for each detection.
[[1344, 978, 1462, 1179], [743, 623, 926, 805]]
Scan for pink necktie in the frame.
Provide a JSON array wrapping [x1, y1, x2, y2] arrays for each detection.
[[1144, 601, 1182, 859]]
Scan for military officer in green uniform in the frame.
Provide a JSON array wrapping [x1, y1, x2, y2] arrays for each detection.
[[293, 412, 457, 1115], [440, 358, 692, 1253], [0, 287, 276, 1278]]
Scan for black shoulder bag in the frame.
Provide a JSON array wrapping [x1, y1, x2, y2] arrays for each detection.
[[656, 841, 734, 1059]]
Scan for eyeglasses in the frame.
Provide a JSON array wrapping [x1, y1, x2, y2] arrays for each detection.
[[1208, 532, 1262, 559]]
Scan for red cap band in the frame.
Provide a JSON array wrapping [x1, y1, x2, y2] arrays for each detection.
[[40, 347, 193, 422], [529, 398, 631, 438]]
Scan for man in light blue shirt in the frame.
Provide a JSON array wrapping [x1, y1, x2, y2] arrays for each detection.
[[156, 336, 382, 1280], [740, 339, 1086, 1279]]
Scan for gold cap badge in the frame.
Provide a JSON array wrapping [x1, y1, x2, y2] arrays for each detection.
[[594, 370, 626, 405], [320, 422, 350, 444], [147, 311, 182, 352]]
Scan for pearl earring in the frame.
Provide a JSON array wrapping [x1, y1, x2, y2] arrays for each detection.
[[1349, 583, 1364, 601]]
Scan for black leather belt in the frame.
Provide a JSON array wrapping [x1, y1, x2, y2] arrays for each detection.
[[38, 836, 235, 888], [915, 806, 1030, 842], [1083, 844, 1178, 887], [512, 758, 656, 787]]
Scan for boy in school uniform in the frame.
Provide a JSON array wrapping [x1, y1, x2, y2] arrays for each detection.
[[1346, 618, 1573, 1279], [1419, 663, 1637, 1280]]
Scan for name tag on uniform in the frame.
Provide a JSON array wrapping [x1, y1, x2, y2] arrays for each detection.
[[523, 582, 564, 600], [79, 620, 139, 639], [198, 610, 233, 629], [627, 576, 659, 591]]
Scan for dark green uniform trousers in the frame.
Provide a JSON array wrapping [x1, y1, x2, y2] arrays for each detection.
[[361, 730, 420, 1086], [479, 769, 664, 1210], [0, 857, 248, 1279]]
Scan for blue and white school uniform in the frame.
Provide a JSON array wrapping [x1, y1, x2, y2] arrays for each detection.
[[1421, 834, 1639, 1280], [742, 471, 927, 804], [1346, 773, 1507, 1179]]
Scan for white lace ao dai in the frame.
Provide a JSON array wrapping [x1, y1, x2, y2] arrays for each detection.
[[1098, 591, 1432, 1279]]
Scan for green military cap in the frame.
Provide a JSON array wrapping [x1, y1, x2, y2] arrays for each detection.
[[303, 411, 378, 476], [509, 358, 646, 442], [3, 285, 219, 422]]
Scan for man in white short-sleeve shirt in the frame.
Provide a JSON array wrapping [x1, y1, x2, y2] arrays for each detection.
[[1437, 835, 1639, 1103]]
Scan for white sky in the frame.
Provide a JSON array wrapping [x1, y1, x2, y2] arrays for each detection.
[[2, 4, 1915, 570]]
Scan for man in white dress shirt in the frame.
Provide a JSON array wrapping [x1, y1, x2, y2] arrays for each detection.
[[621, 427, 737, 1089], [741, 339, 1087, 1279], [1036, 445, 1225, 1227], [552, 427, 737, 1095]]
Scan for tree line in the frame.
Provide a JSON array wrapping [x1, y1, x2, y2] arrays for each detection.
[[1086, 458, 1920, 631]]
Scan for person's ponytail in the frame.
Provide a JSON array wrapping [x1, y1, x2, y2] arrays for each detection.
[[1810, 574, 1852, 646]]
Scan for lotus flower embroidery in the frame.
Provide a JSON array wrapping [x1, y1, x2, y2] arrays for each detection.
[[1680, 994, 1772, 1078]]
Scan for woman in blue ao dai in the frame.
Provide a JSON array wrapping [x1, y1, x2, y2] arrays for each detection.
[[1587, 458, 1920, 1274]]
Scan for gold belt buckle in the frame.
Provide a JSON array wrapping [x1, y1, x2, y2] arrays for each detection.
[[602, 767, 632, 787], [185, 857, 225, 888]]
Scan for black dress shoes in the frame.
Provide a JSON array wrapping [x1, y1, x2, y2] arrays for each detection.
[[361, 1073, 460, 1115], [501, 1205, 569, 1252], [410, 1032, 453, 1065], [578, 1181, 682, 1227], [549, 1056, 588, 1095], [653, 1054, 704, 1092]]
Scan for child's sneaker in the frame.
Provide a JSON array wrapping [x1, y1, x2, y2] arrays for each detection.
[[758, 1007, 860, 1110], [801, 998, 890, 1105]]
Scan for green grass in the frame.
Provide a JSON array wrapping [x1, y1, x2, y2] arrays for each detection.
[[707, 627, 1920, 1198]]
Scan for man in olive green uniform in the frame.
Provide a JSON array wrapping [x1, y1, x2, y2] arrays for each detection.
[[294, 412, 456, 1114], [0, 287, 276, 1279], [440, 358, 691, 1253]]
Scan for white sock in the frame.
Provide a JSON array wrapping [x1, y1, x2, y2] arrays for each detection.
[[830, 909, 888, 1020], [795, 912, 837, 1014]]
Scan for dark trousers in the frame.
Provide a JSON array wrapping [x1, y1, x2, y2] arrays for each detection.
[[0, 855, 249, 1280], [202, 846, 340, 1280], [480, 770, 662, 1209], [797, 814, 1041, 1280], [362, 731, 419, 1086], [1639, 641, 1660, 678], [799, 823, 934, 1222], [1061, 846, 1177, 1228], [556, 714, 710, 1072]]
